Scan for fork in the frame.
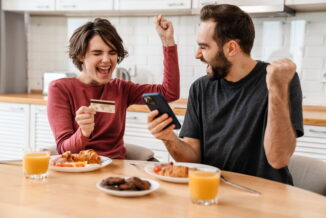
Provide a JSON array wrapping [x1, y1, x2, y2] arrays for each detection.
[[221, 175, 261, 195]]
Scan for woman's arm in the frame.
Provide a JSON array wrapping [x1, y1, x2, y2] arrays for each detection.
[[47, 81, 90, 154], [126, 15, 180, 105]]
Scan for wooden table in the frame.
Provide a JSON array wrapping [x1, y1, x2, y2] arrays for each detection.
[[0, 160, 325, 218]]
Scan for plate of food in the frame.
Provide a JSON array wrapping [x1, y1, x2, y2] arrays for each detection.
[[96, 176, 160, 197], [50, 149, 112, 172], [144, 162, 218, 183]]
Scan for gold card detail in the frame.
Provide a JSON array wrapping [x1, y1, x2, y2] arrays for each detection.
[[90, 99, 115, 113]]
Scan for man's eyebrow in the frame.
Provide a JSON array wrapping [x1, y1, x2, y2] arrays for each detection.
[[90, 50, 102, 53], [197, 42, 208, 47]]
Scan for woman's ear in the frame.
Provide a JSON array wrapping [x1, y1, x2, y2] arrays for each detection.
[[78, 56, 84, 62], [224, 40, 239, 57]]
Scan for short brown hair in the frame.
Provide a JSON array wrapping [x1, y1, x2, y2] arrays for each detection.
[[69, 18, 128, 71], [200, 4, 255, 55]]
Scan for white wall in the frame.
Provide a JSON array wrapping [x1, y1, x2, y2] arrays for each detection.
[[27, 12, 326, 104], [27, 17, 68, 90]]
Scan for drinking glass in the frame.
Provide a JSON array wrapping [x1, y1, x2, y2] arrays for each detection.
[[23, 148, 50, 179], [188, 169, 221, 205]]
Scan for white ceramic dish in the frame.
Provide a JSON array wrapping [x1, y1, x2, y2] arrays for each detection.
[[96, 177, 160, 197], [144, 162, 219, 183], [49, 155, 112, 172]]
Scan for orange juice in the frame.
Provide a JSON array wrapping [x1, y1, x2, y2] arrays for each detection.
[[189, 171, 220, 201], [23, 152, 50, 175]]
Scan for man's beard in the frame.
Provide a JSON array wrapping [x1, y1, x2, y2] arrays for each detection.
[[203, 50, 232, 80]]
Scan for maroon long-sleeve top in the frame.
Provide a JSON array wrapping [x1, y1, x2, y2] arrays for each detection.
[[47, 46, 180, 159]]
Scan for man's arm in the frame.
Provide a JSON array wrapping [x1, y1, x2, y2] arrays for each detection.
[[147, 110, 201, 162], [264, 59, 297, 169], [163, 135, 201, 162]]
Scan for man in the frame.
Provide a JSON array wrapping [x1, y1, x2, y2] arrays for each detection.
[[147, 4, 303, 184]]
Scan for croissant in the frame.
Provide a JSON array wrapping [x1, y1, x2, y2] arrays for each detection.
[[54, 149, 101, 166], [73, 149, 101, 164], [156, 165, 189, 177]]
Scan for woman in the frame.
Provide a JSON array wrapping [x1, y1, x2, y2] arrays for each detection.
[[47, 15, 180, 159]]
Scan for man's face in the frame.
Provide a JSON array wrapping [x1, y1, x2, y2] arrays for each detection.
[[196, 20, 231, 80], [80, 34, 118, 85]]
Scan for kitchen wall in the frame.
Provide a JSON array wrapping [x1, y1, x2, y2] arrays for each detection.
[[27, 12, 326, 104]]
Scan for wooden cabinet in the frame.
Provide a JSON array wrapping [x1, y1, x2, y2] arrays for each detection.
[[286, 0, 326, 11], [3, 0, 326, 14], [192, 0, 218, 9], [115, 0, 191, 10], [2, 0, 189, 12], [0, 103, 30, 160], [30, 105, 56, 151], [56, 0, 114, 11], [0, 102, 182, 162], [192, 0, 290, 14], [2, 101, 326, 163], [28, 106, 177, 162], [2, 0, 55, 11], [0, 103, 55, 160], [124, 112, 184, 162], [1, 0, 113, 11], [296, 125, 326, 161]]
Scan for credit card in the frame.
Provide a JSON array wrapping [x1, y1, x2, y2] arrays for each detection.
[[90, 99, 115, 113]]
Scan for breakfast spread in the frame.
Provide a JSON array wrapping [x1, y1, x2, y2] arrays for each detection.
[[100, 176, 151, 191], [52, 149, 101, 167], [153, 162, 192, 178]]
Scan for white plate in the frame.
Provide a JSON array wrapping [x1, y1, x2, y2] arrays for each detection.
[[96, 177, 160, 197], [49, 155, 112, 172], [144, 162, 219, 183]]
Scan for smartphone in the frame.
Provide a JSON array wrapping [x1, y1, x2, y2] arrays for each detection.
[[142, 93, 181, 129]]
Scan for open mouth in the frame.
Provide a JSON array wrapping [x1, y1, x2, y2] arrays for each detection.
[[96, 66, 111, 75]]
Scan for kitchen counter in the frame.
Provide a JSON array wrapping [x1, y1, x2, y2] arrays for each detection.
[[302, 105, 326, 126], [0, 94, 47, 105], [0, 93, 187, 115], [0, 94, 325, 125]]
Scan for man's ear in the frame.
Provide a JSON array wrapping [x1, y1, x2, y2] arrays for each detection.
[[224, 40, 239, 57]]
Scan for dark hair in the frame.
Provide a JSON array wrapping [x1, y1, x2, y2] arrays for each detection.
[[69, 18, 128, 71], [200, 4, 255, 55]]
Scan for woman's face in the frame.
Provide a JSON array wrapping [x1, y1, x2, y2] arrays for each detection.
[[80, 34, 118, 85]]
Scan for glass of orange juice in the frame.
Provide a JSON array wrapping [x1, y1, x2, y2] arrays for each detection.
[[23, 148, 50, 179], [188, 169, 221, 205]]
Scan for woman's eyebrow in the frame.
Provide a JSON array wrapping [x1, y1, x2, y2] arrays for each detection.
[[90, 48, 117, 53]]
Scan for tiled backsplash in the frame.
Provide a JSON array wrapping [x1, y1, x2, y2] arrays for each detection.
[[28, 12, 326, 104]]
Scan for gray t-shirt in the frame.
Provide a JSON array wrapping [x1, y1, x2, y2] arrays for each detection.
[[179, 61, 303, 184]]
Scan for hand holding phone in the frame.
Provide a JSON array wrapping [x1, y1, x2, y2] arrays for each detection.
[[142, 93, 181, 129]]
